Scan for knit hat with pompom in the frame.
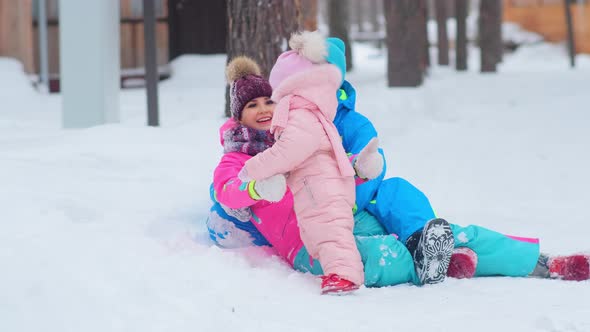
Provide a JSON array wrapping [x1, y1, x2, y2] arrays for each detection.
[[226, 56, 273, 120], [269, 31, 345, 89]]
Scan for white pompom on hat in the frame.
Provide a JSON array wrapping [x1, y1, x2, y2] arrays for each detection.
[[269, 31, 329, 89]]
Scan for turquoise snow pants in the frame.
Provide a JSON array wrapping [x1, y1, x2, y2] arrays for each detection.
[[365, 177, 540, 278], [293, 210, 540, 287]]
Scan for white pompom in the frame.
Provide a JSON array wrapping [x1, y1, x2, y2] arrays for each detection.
[[288, 31, 327, 64]]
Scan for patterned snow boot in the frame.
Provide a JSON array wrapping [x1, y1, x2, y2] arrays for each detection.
[[320, 274, 359, 295], [405, 218, 455, 285], [548, 254, 590, 281], [447, 247, 478, 279], [530, 253, 590, 281]]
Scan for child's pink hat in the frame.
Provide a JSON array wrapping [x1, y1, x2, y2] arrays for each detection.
[[269, 31, 328, 89]]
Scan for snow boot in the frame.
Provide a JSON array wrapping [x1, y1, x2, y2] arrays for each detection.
[[447, 247, 478, 279], [405, 218, 455, 285], [549, 254, 590, 281], [320, 274, 359, 295]]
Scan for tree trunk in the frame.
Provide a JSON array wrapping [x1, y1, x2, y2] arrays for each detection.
[[328, 0, 353, 72], [168, 0, 227, 58], [435, 0, 449, 65], [299, 0, 318, 31], [369, 0, 381, 33], [225, 0, 300, 117], [479, 0, 502, 72], [455, 0, 468, 71], [422, 0, 430, 69], [495, 0, 503, 64], [385, 0, 425, 87]]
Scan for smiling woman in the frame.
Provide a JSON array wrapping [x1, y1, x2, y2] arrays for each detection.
[[240, 97, 275, 131]]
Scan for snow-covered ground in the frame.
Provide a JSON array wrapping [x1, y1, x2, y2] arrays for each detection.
[[2, 40, 590, 332]]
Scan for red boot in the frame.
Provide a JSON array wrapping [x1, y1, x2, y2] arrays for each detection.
[[447, 247, 478, 279], [320, 274, 359, 295], [549, 254, 590, 281]]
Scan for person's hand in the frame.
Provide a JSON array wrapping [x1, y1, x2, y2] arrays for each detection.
[[251, 174, 287, 202], [354, 138, 383, 180]]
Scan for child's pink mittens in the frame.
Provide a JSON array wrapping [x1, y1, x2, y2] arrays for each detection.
[[253, 174, 287, 202], [354, 138, 383, 180]]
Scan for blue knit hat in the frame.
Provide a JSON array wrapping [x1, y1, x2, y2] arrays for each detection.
[[325, 37, 346, 83]]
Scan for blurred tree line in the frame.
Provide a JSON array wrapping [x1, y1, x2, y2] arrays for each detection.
[[167, 0, 503, 116]]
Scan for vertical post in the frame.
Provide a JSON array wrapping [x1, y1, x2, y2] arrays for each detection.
[[143, 0, 160, 126], [455, 0, 468, 71], [38, 0, 50, 92], [60, 0, 120, 128], [479, 0, 501, 72], [436, 0, 449, 65], [564, 0, 576, 68], [384, 0, 425, 87], [329, 0, 353, 71]]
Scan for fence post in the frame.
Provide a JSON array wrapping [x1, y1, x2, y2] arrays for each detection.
[[564, 0, 576, 68], [143, 0, 160, 126], [38, 0, 49, 92]]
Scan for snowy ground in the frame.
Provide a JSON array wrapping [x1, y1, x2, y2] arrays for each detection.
[[2, 41, 590, 332]]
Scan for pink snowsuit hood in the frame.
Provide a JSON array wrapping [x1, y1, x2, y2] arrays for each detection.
[[270, 64, 354, 177]]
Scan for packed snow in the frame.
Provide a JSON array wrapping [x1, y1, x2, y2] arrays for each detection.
[[2, 39, 590, 332]]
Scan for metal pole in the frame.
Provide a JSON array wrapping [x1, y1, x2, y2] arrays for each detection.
[[143, 0, 160, 126], [564, 0, 576, 68], [38, 0, 49, 92]]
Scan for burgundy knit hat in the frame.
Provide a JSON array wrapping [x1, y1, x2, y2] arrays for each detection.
[[226, 56, 273, 120]]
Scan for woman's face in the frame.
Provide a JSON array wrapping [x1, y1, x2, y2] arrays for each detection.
[[239, 96, 275, 131]]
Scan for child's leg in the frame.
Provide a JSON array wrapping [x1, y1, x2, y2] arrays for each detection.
[[293, 234, 419, 287], [366, 177, 435, 243], [298, 199, 365, 286], [450, 224, 540, 277]]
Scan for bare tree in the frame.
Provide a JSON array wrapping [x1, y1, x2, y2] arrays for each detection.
[[328, 0, 353, 71], [455, 0, 468, 71], [479, 0, 502, 72], [435, 0, 449, 65], [299, 0, 318, 31], [225, 0, 300, 116], [422, 0, 430, 69], [368, 0, 381, 33], [384, 0, 426, 86]]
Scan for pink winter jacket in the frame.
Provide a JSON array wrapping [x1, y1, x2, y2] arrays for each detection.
[[213, 119, 303, 265], [243, 64, 364, 285]]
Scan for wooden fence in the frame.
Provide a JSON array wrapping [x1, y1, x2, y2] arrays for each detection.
[[0, 0, 169, 75], [504, 0, 590, 53]]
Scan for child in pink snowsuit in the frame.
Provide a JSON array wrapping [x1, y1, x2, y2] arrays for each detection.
[[240, 32, 365, 292]]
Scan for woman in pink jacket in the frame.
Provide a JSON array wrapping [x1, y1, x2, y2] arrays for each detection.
[[214, 54, 420, 294]]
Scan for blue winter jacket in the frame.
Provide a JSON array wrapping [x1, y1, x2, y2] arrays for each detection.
[[335, 80, 386, 213]]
